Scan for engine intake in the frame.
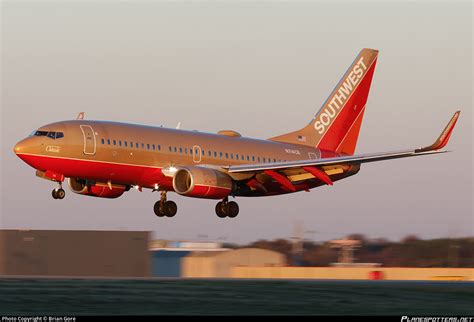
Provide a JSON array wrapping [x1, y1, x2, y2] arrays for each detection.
[[68, 178, 126, 199], [172, 166, 233, 199]]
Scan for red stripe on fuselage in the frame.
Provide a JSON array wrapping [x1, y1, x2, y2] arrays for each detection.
[[16, 153, 173, 189]]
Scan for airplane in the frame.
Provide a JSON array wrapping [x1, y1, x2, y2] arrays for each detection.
[[13, 48, 460, 219]]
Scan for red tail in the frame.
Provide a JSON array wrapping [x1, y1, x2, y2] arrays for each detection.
[[269, 48, 379, 155]]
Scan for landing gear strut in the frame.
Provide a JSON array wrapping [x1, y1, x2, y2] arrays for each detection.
[[52, 183, 65, 200], [215, 197, 239, 218], [154, 191, 177, 218]]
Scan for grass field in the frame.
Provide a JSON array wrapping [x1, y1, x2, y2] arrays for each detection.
[[0, 278, 472, 315]]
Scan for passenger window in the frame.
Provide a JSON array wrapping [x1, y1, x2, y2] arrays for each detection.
[[190, 149, 193, 155], [247, 156, 249, 161], [220, 152, 223, 157], [174, 147, 177, 153], [263, 157, 266, 163], [179, 147, 182, 154], [136, 143, 139, 148], [214, 151, 217, 157], [101, 139, 105, 145], [158, 145, 161, 151], [230, 153, 233, 159], [124, 141, 128, 147], [258, 157, 261, 162], [185, 148, 188, 154], [152, 144, 155, 150], [147, 144, 150, 150], [107, 139, 111, 145], [208, 151, 212, 157], [141, 143, 145, 149], [169, 146, 172, 152], [130, 141, 133, 148], [225, 153, 228, 159], [252, 156, 255, 161], [119, 140, 122, 146]]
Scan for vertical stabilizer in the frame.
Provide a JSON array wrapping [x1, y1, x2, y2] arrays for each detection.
[[269, 48, 379, 155]]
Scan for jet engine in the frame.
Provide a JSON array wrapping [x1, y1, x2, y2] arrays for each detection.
[[172, 166, 234, 199], [68, 178, 126, 199]]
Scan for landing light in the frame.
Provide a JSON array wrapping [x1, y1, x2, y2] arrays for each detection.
[[162, 166, 179, 177], [168, 166, 178, 173]]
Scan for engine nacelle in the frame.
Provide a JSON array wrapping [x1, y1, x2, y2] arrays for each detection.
[[172, 166, 234, 199], [68, 178, 126, 199]]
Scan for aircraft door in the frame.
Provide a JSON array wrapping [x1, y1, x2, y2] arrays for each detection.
[[308, 152, 318, 160], [80, 125, 96, 155], [193, 145, 202, 163]]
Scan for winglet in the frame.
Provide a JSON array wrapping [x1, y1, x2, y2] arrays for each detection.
[[416, 111, 460, 153]]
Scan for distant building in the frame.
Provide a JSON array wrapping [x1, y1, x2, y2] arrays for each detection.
[[330, 238, 361, 264], [149, 240, 229, 277], [0, 229, 150, 277], [182, 248, 287, 278]]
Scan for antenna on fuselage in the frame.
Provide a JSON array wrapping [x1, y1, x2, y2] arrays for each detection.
[[176, 122, 181, 129], [76, 112, 85, 120]]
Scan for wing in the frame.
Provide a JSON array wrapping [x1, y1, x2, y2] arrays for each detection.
[[226, 111, 460, 188]]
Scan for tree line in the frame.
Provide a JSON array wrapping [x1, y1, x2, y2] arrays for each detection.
[[225, 235, 474, 267]]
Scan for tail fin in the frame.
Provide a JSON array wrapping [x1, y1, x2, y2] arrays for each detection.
[[269, 48, 379, 155]]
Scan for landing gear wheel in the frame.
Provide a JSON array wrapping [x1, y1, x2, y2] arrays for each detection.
[[56, 188, 65, 199], [52, 188, 65, 200], [215, 202, 227, 218], [153, 192, 178, 218], [154, 201, 165, 217], [227, 201, 239, 218], [163, 201, 177, 218]]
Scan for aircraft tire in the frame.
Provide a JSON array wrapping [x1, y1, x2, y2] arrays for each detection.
[[154, 201, 165, 217], [215, 202, 227, 218], [57, 188, 66, 199], [164, 201, 177, 217], [227, 201, 239, 218], [52, 189, 58, 199]]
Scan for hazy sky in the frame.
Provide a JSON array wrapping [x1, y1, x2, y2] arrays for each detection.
[[1, 1, 472, 244]]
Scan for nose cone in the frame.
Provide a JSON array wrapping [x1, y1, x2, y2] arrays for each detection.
[[14, 142, 22, 154], [13, 138, 28, 155]]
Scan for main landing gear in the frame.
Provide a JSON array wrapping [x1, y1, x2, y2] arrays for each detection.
[[154, 191, 177, 218], [52, 183, 65, 200], [215, 197, 239, 218]]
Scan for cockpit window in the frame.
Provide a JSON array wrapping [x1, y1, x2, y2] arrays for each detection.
[[34, 131, 49, 137], [34, 130, 64, 139]]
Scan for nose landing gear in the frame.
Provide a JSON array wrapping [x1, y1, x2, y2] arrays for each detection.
[[215, 197, 239, 218], [52, 183, 65, 200], [154, 191, 177, 218]]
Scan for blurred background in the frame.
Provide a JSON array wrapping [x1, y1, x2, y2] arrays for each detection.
[[1, 1, 472, 245], [1, 1, 472, 315]]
